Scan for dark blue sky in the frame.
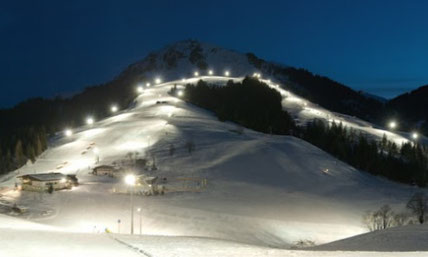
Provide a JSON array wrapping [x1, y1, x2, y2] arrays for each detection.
[[2, 0, 428, 108]]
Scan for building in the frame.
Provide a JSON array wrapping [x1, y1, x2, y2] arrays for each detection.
[[92, 165, 123, 177], [18, 173, 78, 192]]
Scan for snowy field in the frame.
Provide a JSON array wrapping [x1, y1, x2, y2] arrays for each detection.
[[0, 75, 427, 256]]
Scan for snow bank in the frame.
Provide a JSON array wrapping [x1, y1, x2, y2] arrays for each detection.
[[313, 224, 428, 251]]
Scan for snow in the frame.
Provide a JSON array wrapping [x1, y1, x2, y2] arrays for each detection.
[[313, 224, 428, 252], [0, 73, 427, 256]]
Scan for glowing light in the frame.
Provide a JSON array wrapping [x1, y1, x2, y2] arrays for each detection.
[[86, 117, 94, 125], [137, 207, 141, 212], [155, 78, 161, 84], [65, 129, 73, 137], [253, 73, 261, 78], [389, 121, 397, 129], [146, 83, 151, 87], [208, 70, 213, 75], [124, 174, 136, 185], [111, 105, 118, 113], [181, 78, 186, 82], [137, 86, 144, 93], [224, 70, 230, 76], [60, 178, 66, 183], [177, 90, 184, 97], [194, 71, 199, 76], [267, 79, 271, 83], [93, 147, 99, 154], [412, 132, 419, 140]]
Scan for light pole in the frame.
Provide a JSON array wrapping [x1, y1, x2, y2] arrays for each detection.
[[111, 105, 118, 113], [137, 207, 142, 235], [65, 129, 73, 137], [125, 174, 136, 235], [86, 117, 94, 125]]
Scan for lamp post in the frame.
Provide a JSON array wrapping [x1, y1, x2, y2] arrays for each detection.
[[111, 105, 118, 113], [65, 129, 73, 137], [125, 174, 136, 235], [86, 117, 94, 125], [137, 207, 142, 235]]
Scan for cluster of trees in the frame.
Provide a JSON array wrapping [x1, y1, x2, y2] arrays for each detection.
[[176, 77, 296, 135], [0, 127, 48, 172], [0, 67, 142, 175], [177, 77, 428, 187], [302, 119, 428, 186], [283, 67, 384, 121], [364, 192, 428, 231], [246, 51, 384, 123]]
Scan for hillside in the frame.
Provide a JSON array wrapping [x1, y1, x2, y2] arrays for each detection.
[[387, 85, 428, 134], [1, 40, 413, 178], [313, 224, 428, 252], [0, 76, 423, 252]]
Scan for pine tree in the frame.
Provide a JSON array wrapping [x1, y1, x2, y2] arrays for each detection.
[[14, 140, 26, 166], [25, 143, 36, 163], [35, 136, 43, 156]]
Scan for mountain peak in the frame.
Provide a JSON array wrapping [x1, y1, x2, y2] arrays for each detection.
[[122, 40, 260, 82]]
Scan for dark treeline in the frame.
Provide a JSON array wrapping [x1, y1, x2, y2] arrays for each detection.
[[0, 71, 143, 175], [176, 77, 296, 134], [302, 120, 428, 186], [246, 53, 384, 123], [386, 85, 428, 135], [180, 77, 428, 187], [0, 126, 48, 172]]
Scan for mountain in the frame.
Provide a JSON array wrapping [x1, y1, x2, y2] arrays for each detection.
[[0, 39, 388, 175], [120, 40, 384, 121], [0, 41, 426, 254], [386, 85, 428, 134], [0, 75, 418, 250]]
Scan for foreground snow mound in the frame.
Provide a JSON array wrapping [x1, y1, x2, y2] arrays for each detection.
[[313, 224, 428, 251]]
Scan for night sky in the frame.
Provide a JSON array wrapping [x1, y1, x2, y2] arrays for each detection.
[[2, 0, 428, 108]]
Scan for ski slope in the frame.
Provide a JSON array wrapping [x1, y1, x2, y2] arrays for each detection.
[[0, 75, 426, 255], [1, 214, 427, 257]]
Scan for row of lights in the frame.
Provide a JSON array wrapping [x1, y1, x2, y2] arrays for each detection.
[[192, 70, 230, 77], [388, 121, 419, 140], [64, 104, 120, 137], [64, 71, 423, 144], [136, 78, 163, 94], [253, 71, 423, 142]]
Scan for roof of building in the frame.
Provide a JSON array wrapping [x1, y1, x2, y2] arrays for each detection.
[[93, 165, 115, 170], [18, 173, 67, 182]]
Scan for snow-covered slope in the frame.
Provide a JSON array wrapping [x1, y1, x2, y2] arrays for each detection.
[[1, 214, 427, 257], [313, 224, 428, 252], [0, 74, 423, 252], [121, 39, 418, 145]]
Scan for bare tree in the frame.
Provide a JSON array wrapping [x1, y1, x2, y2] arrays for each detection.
[[392, 212, 412, 227], [406, 192, 428, 224], [363, 205, 394, 231]]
